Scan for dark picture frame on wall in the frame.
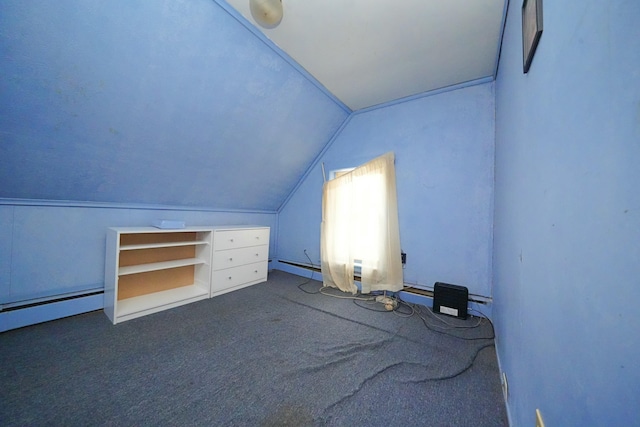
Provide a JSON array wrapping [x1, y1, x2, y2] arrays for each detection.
[[522, 0, 543, 73]]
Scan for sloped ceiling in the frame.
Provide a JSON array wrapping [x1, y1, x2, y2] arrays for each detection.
[[224, 0, 507, 110], [0, 0, 507, 211], [0, 0, 348, 211]]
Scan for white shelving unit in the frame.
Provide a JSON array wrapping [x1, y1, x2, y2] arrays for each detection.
[[104, 227, 213, 324]]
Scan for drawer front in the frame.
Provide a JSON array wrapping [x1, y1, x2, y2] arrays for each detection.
[[213, 245, 269, 270], [212, 261, 268, 292], [214, 228, 270, 251]]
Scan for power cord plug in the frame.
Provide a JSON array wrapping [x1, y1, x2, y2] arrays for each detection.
[[375, 295, 398, 310]]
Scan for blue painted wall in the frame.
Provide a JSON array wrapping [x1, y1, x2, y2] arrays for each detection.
[[0, 0, 348, 210], [494, 0, 640, 425], [0, 0, 348, 328], [0, 201, 276, 305], [6, 3, 637, 424], [278, 83, 495, 298]]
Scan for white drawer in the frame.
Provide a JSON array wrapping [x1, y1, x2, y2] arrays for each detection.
[[214, 228, 270, 251], [212, 261, 268, 292], [213, 245, 269, 270]]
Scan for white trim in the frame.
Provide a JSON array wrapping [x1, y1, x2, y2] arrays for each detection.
[[352, 77, 494, 115], [0, 198, 276, 214], [1, 287, 103, 310], [0, 293, 103, 332]]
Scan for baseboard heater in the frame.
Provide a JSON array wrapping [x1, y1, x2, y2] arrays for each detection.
[[402, 286, 488, 304], [1, 290, 104, 332], [278, 260, 321, 273], [278, 260, 366, 281], [1, 290, 103, 313]]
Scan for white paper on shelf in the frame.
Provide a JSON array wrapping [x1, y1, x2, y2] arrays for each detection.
[[152, 220, 186, 229]]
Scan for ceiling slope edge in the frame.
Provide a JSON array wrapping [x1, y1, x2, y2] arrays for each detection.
[[276, 113, 355, 213], [352, 76, 495, 116], [212, 0, 351, 114], [493, 0, 512, 78]]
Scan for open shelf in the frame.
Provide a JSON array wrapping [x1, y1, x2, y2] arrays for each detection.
[[105, 227, 214, 324], [120, 240, 209, 251], [118, 258, 205, 276], [116, 284, 209, 318]]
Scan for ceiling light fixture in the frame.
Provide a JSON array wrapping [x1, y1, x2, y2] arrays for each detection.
[[249, 0, 283, 29]]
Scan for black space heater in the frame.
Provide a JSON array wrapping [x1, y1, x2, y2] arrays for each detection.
[[433, 282, 468, 319]]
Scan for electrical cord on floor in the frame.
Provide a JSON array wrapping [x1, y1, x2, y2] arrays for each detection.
[[351, 294, 414, 317], [406, 343, 496, 383], [352, 298, 391, 312], [392, 298, 415, 318], [295, 255, 378, 301], [347, 295, 495, 382], [297, 250, 322, 294], [296, 264, 378, 301], [304, 281, 496, 382], [296, 271, 496, 382], [320, 286, 376, 301], [411, 303, 496, 341], [309, 278, 493, 339]]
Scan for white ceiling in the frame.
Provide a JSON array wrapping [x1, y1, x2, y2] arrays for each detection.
[[224, 0, 507, 111]]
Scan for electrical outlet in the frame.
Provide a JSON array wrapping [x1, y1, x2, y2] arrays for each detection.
[[535, 409, 545, 427]]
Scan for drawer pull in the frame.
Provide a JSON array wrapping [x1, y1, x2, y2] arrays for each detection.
[[254, 270, 258, 273], [229, 258, 233, 261], [255, 236, 260, 239], [230, 238, 234, 242], [255, 253, 259, 256], [228, 276, 232, 280]]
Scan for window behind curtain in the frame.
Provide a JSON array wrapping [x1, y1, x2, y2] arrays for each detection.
[[320, 152, 403, 294]]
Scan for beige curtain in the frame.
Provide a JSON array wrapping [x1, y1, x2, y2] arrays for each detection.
[[320, 152, 403, 294]]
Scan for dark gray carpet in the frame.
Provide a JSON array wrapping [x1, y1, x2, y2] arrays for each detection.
[[0, 270, 508, 426]]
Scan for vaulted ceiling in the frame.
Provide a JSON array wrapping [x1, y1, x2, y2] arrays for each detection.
[[223, 0, 507, 110], [0, 0, 507, 211], [0, 0, 347, 211]]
